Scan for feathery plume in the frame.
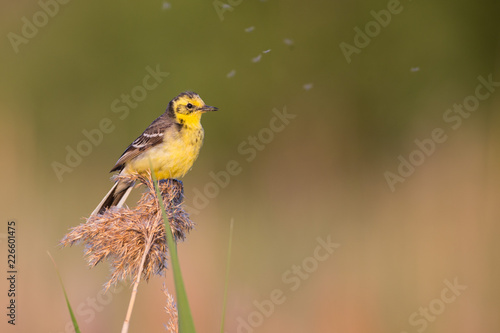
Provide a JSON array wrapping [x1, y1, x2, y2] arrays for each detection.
[[61, 173, 194, 289], [163, 286, 179, 333]]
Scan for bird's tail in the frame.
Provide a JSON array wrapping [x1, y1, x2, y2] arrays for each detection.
[[91, 178, 135, 216]]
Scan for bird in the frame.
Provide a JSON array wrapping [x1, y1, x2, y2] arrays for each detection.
[[91, 91, 217, 216]]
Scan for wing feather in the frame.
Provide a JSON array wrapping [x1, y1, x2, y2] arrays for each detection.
[[110, 114, 174, 172]]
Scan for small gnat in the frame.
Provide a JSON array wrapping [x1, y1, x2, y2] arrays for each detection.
[[226, 70, 236, 78], [222, 3, 232, 9], [245, 26, 255, 33], [252, 54, 262, 63], [262, 49, 271, 54], [303, 83, 313, 91], [283, 38, 294, 46], [410, 67, 420, 72], [162, 1, 171, 10]]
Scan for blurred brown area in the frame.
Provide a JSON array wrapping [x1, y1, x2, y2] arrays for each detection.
[[1, 0, 500, 332]]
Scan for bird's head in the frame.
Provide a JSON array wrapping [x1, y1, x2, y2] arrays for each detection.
[[169, 92, 218, 126]]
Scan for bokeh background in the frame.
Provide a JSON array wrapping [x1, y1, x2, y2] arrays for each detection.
[[1, 0, 500, 332]]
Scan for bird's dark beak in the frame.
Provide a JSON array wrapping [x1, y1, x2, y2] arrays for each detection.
[[200, 105, 218, 113]]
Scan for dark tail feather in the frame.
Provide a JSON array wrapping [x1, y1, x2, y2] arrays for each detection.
[[91, 179, 134, 216]]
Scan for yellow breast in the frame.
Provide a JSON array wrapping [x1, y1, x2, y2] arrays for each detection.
[[125, 122, 204, 180]]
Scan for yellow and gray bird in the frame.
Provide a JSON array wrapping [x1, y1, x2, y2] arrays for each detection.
[[91, 91, 217, 216]]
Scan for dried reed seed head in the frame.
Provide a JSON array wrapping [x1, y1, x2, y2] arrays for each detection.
[[162, 286, 178, 333], [61, 174, 194, 289]]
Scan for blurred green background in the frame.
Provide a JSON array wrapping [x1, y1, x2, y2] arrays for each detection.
[[1, 0, 500, 332]]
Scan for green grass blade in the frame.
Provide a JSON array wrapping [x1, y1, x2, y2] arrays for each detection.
[[47, 251, 81, 333], [149, 163, 196, 333], [220, 218, 234, 333]]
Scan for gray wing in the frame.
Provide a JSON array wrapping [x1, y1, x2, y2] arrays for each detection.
[[110, 114, 174, 172]]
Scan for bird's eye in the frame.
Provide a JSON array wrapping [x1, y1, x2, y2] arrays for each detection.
[[187, 103, 193, 109]]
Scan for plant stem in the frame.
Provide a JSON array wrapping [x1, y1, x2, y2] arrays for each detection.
[[48, 251, 81, 333], [121, 232, 154, 333]]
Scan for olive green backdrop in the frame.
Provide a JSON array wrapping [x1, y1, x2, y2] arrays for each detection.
[[1, 0, 499, 332]]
